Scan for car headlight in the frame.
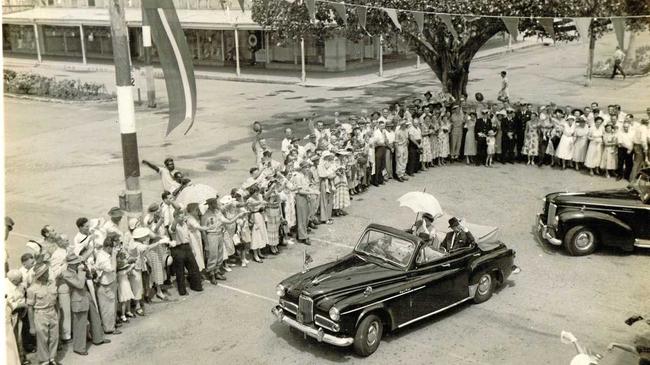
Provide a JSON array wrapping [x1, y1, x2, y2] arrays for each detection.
[[329, 307, 340, 321], [276, 284, 286, 297]]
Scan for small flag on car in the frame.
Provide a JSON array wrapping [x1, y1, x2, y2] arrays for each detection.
[[302, 249, 313, 272]]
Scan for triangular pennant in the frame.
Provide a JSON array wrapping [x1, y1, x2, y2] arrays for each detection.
[[573, 18, 591, 43], [540, 18, 555, 40], [437, 14, 458, 39], [611, 18, 625, 49], [413, 12, 424, 35], [304, 0, 316, 22], [384, 8, 401, 31], [332, 2, 347, 26], [237, 0, 245, 13], [501, 17, 519, 41], [356, 7, 367, 29]]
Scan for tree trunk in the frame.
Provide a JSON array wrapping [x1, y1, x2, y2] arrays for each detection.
[[586, 29, 596, 86]]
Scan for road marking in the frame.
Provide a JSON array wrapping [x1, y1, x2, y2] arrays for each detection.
[[218, 284, 276, 304], [310, 237, 353, 249]]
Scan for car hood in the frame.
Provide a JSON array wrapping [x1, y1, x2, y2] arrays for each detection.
[[552, 188, 641, 206], [284, 253, 404, 300]]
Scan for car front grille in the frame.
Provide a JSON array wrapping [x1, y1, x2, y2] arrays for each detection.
[[547, 203, 557, 226], [298, 295, 314, 324]]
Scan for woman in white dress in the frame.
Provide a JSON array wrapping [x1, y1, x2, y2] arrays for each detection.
[[600, 124, 618, 178], [246, 185, 269, 263], [584, 117, 605, 175], [555, 116, 576, 169], [572, 118, 590, 170]]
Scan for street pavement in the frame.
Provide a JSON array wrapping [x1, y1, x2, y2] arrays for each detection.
[[4, 36, 650, 365]]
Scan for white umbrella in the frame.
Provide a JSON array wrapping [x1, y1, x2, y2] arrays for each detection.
[[175, 183, 218, 213], [397, 191, 444, 218]]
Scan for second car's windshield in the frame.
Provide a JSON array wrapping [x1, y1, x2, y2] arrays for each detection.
[[355, 230, 415, 269]]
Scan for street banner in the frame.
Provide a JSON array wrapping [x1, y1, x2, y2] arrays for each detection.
[[384, 8, 401, 31], [413, 11, 424, 34], [573, 18, 591, 43], [238, 0, 245, 12], [356, 6, 367, 29], [305, 0, 316, 23], [502, 17, 519, 41], [437, 14, 458, 39], [333, 2, 347, 26], [611, 18, 625, 49], [143, 0, 197, 136], [540, 18, 555, 41]]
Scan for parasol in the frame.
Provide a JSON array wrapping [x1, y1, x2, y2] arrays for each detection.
[[175, 183, 218, 213], [397, 191, 444, 218]]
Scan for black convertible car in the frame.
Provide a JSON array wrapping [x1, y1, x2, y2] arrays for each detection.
[[271, 223, 517, 356], [538, 168, 650, 255]]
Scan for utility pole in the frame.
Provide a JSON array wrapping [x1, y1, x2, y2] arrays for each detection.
[[109, 0, 143, 215], [142, 8, 156, 108]]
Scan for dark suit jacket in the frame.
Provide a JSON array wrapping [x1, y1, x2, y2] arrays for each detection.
[[440, 230, 476, 252]]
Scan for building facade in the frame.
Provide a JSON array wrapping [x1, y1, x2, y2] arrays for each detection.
[[2, 0, 415, 72]]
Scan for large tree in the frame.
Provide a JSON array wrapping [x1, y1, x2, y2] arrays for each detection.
[[252, 0, 648, 99]]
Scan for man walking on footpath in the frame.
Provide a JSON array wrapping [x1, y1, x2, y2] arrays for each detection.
[[611, 46, 626, 79]]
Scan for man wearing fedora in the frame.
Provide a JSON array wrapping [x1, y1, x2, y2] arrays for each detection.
[[291, 160, 319, 245], [26, 262, 60, 365], [440, 217, 476, 253], [394, 119, 410, 182], [61, 252, 110, 356], [104, 207, 125, 242], [202, 198, 247, 284]]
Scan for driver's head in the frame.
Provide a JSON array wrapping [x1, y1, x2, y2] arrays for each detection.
[[379, 235, 392, 248]]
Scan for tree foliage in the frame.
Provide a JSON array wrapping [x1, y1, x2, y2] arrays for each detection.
[[252, 0, 649, 98]]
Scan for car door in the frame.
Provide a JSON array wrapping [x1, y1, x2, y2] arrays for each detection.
[[402, 247, 473, 325]]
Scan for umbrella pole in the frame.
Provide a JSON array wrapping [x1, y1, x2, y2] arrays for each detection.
[[410, 187, 426, 231]]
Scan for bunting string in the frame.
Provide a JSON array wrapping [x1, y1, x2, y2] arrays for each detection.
[[311, 0, 650, 19]]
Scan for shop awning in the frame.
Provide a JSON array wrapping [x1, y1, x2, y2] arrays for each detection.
[[2, 7, 261, 30]]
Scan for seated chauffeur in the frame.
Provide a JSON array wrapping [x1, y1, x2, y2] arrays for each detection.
[[440, 217, 476, 253]]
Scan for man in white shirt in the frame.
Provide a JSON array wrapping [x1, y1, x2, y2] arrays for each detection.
[[49, 235, 72, 342], [617, 121, 635, 181], [385, 122, 396, 180], [94, 234, 120, 334], [281, 128, 293, 158], [630, 118, 650, 179], [142, 158, 179, 193]]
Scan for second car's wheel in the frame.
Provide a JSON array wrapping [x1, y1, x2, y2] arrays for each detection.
[[473, 272, 495, 304], [564, 225, 597, 256], [353, 314, 383, 357]]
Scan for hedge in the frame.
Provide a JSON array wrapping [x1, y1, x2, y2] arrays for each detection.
[[3, 69, 113, 100]]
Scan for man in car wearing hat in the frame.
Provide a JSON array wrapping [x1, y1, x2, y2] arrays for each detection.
[[26, 262, 60, 365], [61, 252, 110, 356], [440, 217, 476, 253]]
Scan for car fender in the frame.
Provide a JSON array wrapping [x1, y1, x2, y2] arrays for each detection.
[[354, 304, 395, 330], [558, 210, 635, 248]]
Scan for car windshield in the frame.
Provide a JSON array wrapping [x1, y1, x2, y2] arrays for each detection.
[[354, 230, 416, 269]]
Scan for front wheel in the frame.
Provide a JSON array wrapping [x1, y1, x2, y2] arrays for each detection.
[[353, 314, 383, 357], [473, 272, 495, 304], [564, 225, 597, 256]]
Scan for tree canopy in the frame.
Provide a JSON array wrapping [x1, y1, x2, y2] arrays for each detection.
[[252, 0, 649, 98]]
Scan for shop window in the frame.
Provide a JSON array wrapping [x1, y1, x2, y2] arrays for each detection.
[[3, 24, 37, 54]]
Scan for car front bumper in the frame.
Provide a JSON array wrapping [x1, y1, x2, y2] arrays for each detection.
[[271, 306, 354, 347], [537, 214, 562, 246]]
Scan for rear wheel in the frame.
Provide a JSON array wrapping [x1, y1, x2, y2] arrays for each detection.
[[473, 272, 495, 304], [564, 225, 597, 256], [353, 314, 383, 357]]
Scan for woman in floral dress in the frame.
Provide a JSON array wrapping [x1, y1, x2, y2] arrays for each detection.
[[437, 110, 451, 165], [522, 111, 540, 165], [599, 123, 618, 178], [420, 115, 433, 169]]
